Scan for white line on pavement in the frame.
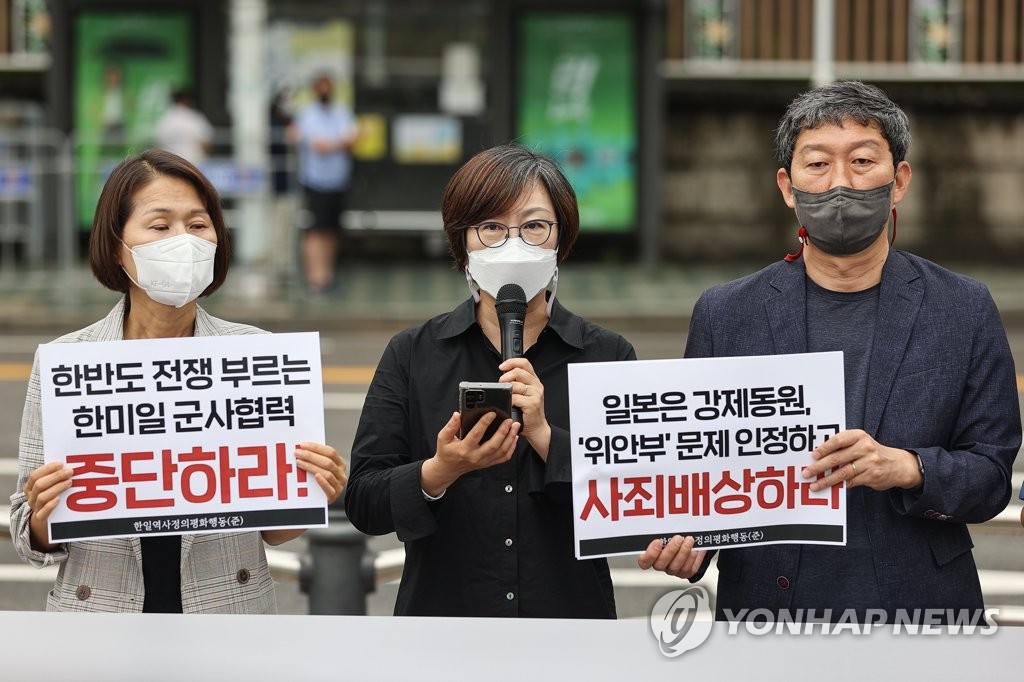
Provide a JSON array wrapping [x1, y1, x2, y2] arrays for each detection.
[[323, 392, 367, 411], [0, 565, 57, 582]]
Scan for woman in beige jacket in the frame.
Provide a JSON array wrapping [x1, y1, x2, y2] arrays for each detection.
[[10, 149, 346, 613]]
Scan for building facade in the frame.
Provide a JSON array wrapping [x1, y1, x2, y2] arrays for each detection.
[[0, 0, 1022, 265]]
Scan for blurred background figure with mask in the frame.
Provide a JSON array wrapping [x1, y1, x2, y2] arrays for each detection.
[[290, 74, 358, 295]]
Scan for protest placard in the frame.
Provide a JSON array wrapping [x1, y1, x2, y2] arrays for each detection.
[[39, 332, 327, 542], [569, 352, 846, 559]]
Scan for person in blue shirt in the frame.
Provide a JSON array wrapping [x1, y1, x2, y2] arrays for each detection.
[[291, 74, 358, 294]]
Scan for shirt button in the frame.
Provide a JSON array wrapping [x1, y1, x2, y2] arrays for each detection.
[[504, 484, 513, 493], [506, 592, 515, 601], [504, 538, 513, 547], [76, 585, 91, 601], [777, 576, 791, 590], [236, 569, 251, 584]]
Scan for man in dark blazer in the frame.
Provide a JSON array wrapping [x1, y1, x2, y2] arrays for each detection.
[[639, 81, 1021, 622]]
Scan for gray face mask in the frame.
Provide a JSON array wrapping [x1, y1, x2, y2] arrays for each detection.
[[792, 181, 894, 256]]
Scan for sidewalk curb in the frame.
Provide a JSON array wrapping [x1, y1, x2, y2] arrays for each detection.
[[4, 261, 1024, 335]]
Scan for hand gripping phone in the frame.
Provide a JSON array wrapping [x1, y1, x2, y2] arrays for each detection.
[[458, 381, 513, 443]]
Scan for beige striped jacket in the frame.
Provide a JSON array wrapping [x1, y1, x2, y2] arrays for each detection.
[[9, 299, 278, 613]]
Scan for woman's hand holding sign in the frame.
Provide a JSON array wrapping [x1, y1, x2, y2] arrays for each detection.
[[261, 441, 347, 546], [295, 441, 348, 504], [24, 461, 73, 551]]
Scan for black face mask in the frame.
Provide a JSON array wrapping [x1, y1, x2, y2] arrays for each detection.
[[318, 93, 331, 105], [792, 181, 895, 256]]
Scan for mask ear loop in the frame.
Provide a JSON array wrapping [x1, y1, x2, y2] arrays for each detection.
[[784, 226, 808, 262], [465, 268, 481, 303], [889, 208, 897, 246], [545, 266, 559, 317]]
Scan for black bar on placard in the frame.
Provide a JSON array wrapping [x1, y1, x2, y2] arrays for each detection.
[[50, 507, 327, 542], [578, 524, 845, 558]]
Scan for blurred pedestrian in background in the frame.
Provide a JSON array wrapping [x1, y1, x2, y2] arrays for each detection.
[[291, 74, 358, 295], [269, 90, 297, 281], [10, 149, 347, 613], [345, 143, 635, 618], [99, 64, 126, 154], [153, 88, 214, 164]]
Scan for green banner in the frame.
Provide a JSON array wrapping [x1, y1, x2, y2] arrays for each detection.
[[74, 11, 194, 228], [517, 12, 636, 232]]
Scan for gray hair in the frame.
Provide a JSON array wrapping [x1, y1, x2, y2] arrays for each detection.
[[774, 80, 911, 171]]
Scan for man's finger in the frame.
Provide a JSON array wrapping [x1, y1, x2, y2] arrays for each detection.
[[666, 536, 696, 576], [637, 538, 665, 569], [652, 535, 686, 572]]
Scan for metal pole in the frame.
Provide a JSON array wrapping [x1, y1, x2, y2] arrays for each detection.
[[812, 0, 837, 87], [299, 508, 376, 615], [228, 0, 269, 265], [57, 136, 77, 272], [638, 0, 665, 266]]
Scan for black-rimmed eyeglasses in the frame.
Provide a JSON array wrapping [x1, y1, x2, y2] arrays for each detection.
[[468, 220, 557, 248]]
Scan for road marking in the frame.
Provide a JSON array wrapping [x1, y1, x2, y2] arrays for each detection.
[[0, 564, 57, 582], [0, 364, 30, 381], [323, 392, 367, 411], [980, 569, 1024, 596], [322, 366, 376, 384], [0, 362, 376, 385]]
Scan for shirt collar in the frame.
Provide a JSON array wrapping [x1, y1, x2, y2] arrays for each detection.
[[437, 296, 585, 350]]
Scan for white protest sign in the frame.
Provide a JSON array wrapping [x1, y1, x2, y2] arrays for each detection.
[[569, 352, 846, 559], [39, 332, 327, 542]]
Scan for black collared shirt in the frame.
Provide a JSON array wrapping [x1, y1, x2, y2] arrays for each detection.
[[140, 535, 183, 613], [346, 297, 636, 617]]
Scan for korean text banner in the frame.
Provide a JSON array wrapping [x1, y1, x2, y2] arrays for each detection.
[[569, 352, 846, 559], [39, 333, 327, 542]]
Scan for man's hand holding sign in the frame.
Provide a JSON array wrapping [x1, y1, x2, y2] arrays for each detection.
[[637, 426, 923, 578], [802, 429, 923, 493]]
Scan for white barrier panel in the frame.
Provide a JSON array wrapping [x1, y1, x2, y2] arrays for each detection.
[[0, 611, 1018, 680]]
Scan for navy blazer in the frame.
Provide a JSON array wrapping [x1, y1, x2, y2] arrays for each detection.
[[685, 251, 1021, 618]]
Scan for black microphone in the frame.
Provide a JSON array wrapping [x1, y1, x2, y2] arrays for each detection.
[[495, 283, 527, 424]]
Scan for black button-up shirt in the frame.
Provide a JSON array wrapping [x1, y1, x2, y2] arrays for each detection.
[[346, 297, 636, 617]]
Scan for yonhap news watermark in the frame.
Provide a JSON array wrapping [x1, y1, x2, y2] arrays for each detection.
[[648, 592, 999, 658], [716, 607, 1000, 636]]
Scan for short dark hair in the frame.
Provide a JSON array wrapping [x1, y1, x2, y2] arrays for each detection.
[[775, 80, 911, 171], [170, 88, 192, 105], [89, 148, 231, 296], [442, 143, 579, 271]]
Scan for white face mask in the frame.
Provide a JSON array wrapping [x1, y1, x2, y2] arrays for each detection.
[[121, 233, 217, 308], [466, 237, 558, 302]]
